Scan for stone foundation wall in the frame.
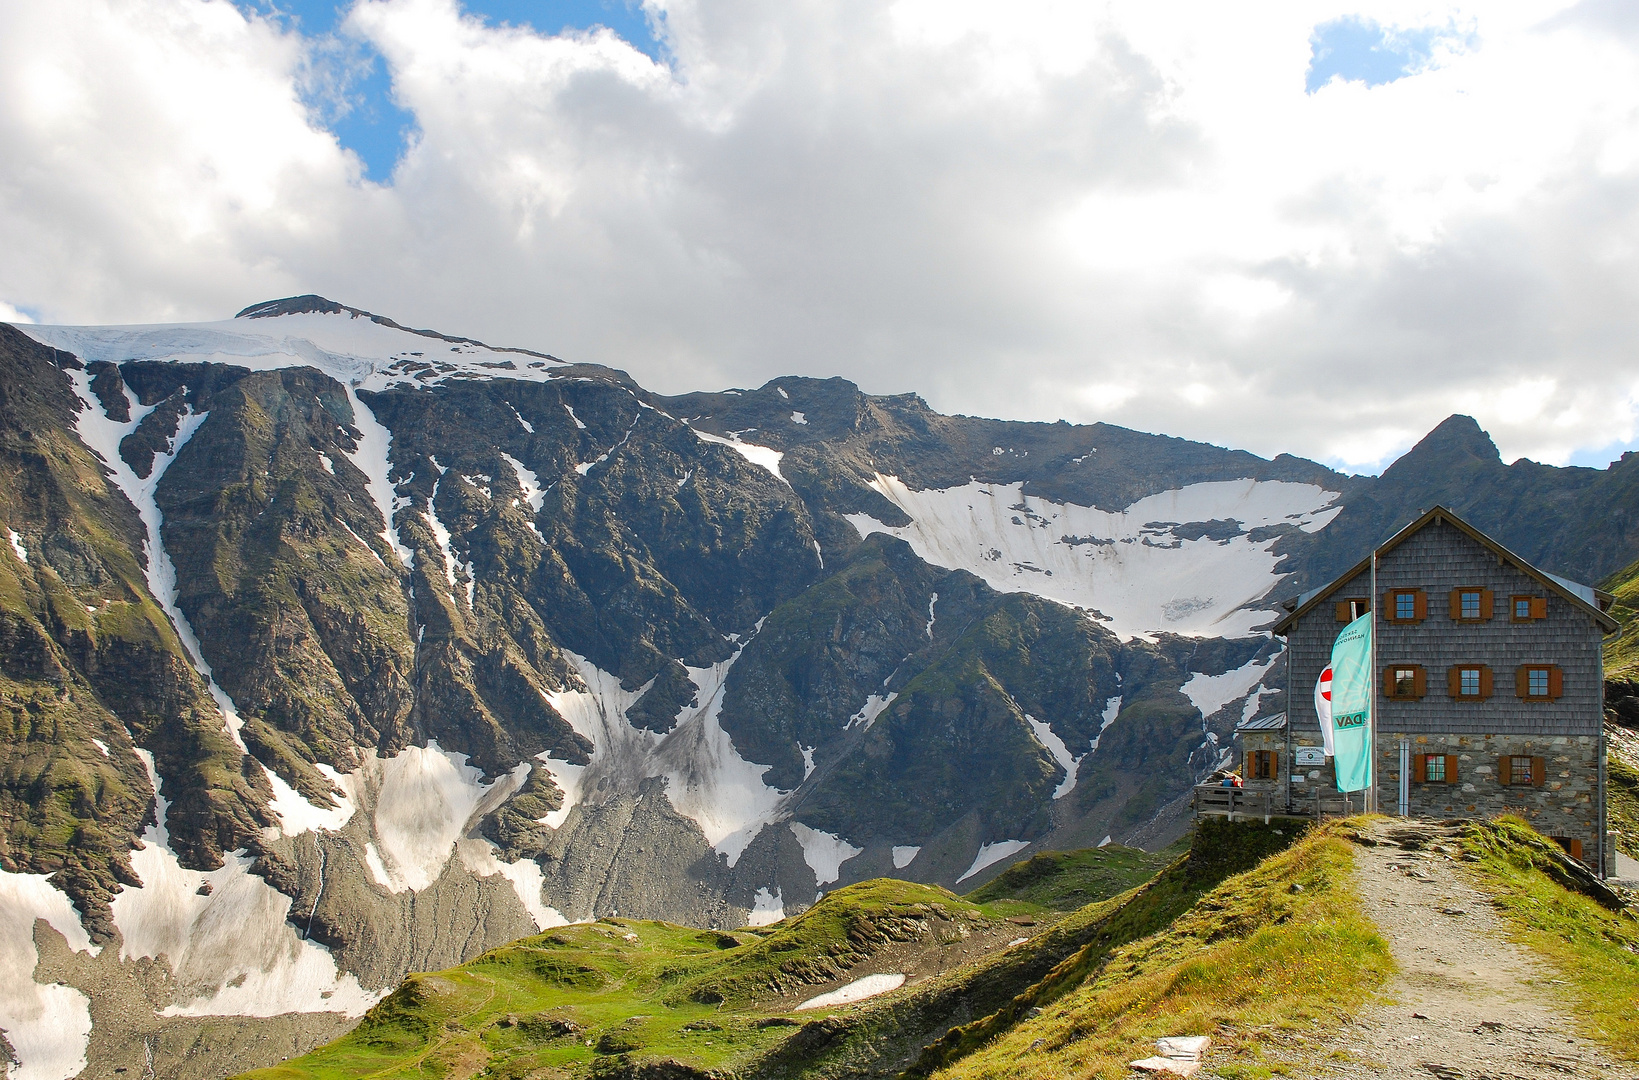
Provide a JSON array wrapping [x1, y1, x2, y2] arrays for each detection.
[[1379, 731, 1600, 865]]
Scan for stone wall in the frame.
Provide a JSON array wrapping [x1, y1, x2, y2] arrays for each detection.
[[1377, 731, 1602, 864]]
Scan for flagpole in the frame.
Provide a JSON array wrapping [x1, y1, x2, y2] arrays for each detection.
[[1369, 547, 1378, 815]]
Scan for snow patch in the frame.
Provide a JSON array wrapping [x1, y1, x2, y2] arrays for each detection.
[[800, 745, 816, 780], [90, 739, 109, 757], [746, 887, 784, 927], [339, 521, 385, 566], [7, 529, 26, 564], [263, 764, 356, 837], [891, 846, 921, 870], [692, 429, 787, 484], [790, 411, 807, 425], [957, 839, 1031, 883], [366, 743, 494, 893], [542, 643, 789, 869], [1089, 694, 1122, 753], [343, 387, 413, 566], [507, 402, 535, 433], [925, 592, 938, 639], [789, 822, 862, 887], [455, 836, 566, 931], [317, 452, 334, 475], [500, 452, 547, 543], [1025, 715, 1082, 800], [845, 693, 897, 731], [112, 751, 376, 1018], [424, 478, 459, 607], [797, 973, 905, 1011], [0, 869, 96, 1080], [1181, 654, 1276, 720], [844, 476, 1341, 639], [562, 403, 586, 430], [776, 387, 789, 400]]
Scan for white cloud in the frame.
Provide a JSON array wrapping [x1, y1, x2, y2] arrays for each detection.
[[2, 0, 1639, 471]]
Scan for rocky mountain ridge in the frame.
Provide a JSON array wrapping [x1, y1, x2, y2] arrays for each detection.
[[1, 297, 1636, 1079]]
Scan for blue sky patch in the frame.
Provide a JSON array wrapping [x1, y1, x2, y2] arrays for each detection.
[[239, 1, 662, 181], [1306, 16, 1456, 94]]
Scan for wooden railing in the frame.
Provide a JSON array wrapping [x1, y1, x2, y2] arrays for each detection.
[[1192, 785, 1356, 822]]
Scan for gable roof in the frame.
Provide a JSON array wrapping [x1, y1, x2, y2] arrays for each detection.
[[1272, 505, 1619, 636]]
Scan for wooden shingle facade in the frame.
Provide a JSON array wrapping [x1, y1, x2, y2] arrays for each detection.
[[1262, 506, 1620, 874]]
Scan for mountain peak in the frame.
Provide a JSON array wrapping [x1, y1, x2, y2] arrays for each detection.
[[1387, 414, 1501, 475], [235, 294, 364, 319]]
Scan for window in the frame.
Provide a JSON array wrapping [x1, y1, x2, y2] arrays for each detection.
[[1447, 664, 1492, 700], [1382, 664, 1426, 699], [1246, 750, 1279, 780], [1511, 595, 1548, 622], [1448, 587, 1493, 622], [1499, 754, 1545, 787], [1515, 664, 1563, 701], [1384, 588, 1426, 623], [1334, 598, 1371, 622], [1414, 753, 1458, 783], [1551, 836, 1585, 862]]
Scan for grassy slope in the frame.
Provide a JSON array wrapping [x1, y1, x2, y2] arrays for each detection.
[[930, 821, 1393, 1080], [237, 879, 986, 1080], [1462, 816, 1639, 1059], [962, 842, 1182, 915], [1611, 754, 1639, 861], [749, 820, 1297, 1080], [1602, 554, 1639, 680]]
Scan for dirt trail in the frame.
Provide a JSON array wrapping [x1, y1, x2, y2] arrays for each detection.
[[1233, 821, 1637, 1080]]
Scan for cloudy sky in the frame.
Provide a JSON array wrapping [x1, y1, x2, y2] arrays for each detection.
[[2, 0, 1638, 473]]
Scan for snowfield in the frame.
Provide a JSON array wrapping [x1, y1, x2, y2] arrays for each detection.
[[845, 475, 1340, 639]]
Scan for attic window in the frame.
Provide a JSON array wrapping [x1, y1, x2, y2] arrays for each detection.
[[1334, 599, 1371, 622], [1511, 595, 1548, 622]]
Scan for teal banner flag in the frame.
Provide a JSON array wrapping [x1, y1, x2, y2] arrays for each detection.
[[1328, 612, 1373, 793]]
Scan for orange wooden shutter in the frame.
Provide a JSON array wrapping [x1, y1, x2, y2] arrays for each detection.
[[1335, 601, 1350, 623], [1549, 666, 1563, 699], [1530, 596, 1547, 619], [1480, 589, 1494, 619], [1499, 755, 1512, 784], [1449, 589, 1461, 620], [1570, 838, 1583, 861], [1448, 667, 1460, 697], [1382, 591, 1394, 619], [1414, 667, 1427, 697], [1382, 666, 1396, 696], [1268, 751, 1278, 778], [1479, 666, 1493, 698], [1516, 666, 1529, 698], [1413, 754, 1426, 782], [1532, 756, 1546, 787], [1414, 590, 1428, 620], [1445, 755, 1458, 783]]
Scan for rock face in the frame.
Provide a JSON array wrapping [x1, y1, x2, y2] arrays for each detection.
[[2, 299, 1637, 1079]]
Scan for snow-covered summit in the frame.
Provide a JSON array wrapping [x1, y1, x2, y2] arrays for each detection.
[[21, 295, 568, 393]]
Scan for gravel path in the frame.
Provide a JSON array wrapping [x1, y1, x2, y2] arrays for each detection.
[[1220, 821, 1637, 1080]]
